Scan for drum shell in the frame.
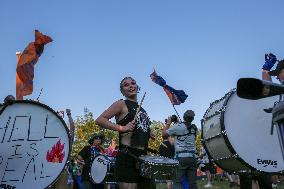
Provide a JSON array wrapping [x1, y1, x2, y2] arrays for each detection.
[[203, 112, 250, 172]]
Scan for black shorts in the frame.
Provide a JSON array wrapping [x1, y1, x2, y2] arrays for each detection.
[[201, 163, 216, 174], [114, 146, 146, 183]]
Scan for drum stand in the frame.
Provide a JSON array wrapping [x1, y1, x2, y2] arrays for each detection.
[[272, 101, 284, 161]]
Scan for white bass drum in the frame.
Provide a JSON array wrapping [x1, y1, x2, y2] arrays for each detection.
[[202, 89, 284, 173], [0, 100, 70, 189]]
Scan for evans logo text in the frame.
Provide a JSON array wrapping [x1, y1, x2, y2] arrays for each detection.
[[257, 159, 277, 168]]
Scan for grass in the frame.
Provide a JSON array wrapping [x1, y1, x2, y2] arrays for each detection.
[[197, 179, 238, 189], [197, 178, 284, 189]]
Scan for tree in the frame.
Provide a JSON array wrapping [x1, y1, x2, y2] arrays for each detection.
[[71, 108, 118, 157], [148, 121, 165, 153], [195, 129, 202, 154]]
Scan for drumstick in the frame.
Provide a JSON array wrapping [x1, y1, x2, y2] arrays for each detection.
[[161, 142, 168, 148], [151, 127, 168, 148], [134, 92, 146, 122]]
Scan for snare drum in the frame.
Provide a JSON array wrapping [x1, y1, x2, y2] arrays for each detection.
[[0, 100, 70, 189], [138, 155, 179, 180], [90, 155, 116, 183], [202, 89, 284, 173]]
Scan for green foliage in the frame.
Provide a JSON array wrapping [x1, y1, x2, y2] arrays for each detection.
[[148, 121, 165, 153], [196, 129, 202, 153], [71, 108, 118, 157]]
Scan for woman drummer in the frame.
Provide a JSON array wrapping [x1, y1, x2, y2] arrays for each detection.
[[96, 76, 153, 189]]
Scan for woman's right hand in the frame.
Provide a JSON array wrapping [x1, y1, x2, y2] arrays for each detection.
[[121, 121, 135, 132]]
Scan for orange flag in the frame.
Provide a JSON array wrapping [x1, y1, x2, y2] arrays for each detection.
[[16, 30, 53, 100]]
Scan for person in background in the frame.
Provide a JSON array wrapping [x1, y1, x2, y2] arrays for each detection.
[[105, 138, 119, 157], [77, 133, 105, 189], [163, 110, 198, 189], [66, 109, 75, 144], [199, 146, 216, 188], [159, 115, 178, 158], [238, 53, 280, 189], [4, 95, 16, 104], [158, 115, 178, 189], [224, 172, 240, 188]]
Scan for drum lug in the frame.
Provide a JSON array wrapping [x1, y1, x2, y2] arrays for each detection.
[[215, 154, 238, 161], [203, 133, 223, 141], [232, 154, 239, 158]]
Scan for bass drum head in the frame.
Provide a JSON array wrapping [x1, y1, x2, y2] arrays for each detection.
[[91, 155, 108, 183], [0, 100, 70, 189], [225, 93, 284, 173]]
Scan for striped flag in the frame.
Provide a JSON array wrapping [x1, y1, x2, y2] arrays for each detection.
[[150, 70, 188, 105]]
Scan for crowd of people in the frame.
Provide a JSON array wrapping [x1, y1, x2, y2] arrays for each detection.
[[2, 54, 284, 189], [62, 55, 284, 189]]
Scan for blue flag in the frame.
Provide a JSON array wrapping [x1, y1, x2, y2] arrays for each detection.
[[150, 71, 188, 105]]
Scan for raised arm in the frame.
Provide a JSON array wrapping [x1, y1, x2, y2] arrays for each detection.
[[95, 100, 135, 133], [262, 70, 272, 81], [162, 116, 172, 139], [262, 53, 277, 81], [66, 109, 75, 142]]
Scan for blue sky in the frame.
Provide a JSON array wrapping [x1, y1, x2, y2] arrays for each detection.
[[1, 1, 284, 127]]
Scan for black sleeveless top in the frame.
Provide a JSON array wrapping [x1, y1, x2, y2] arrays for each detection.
[[117, 100, 151, 149]]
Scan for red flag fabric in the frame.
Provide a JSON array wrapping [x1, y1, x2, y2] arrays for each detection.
[[16, 30, 52, 99]]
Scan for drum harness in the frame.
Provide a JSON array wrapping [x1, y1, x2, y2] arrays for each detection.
[[269, 89, 284, 135], [174, 123, 197, 159]]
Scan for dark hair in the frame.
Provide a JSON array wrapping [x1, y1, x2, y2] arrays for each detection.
[[184, 116, 194, 123], [88, 133, 104, 145], [4, 95, 15, 104], [171, 115, 178, 123], [119, 77, 140, 95], [165, 115, 178, 124]]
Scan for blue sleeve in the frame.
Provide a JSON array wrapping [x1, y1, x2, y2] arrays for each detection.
[[166, 123, 179, 136]]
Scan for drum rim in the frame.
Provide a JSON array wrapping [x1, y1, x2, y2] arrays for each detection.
[[0, 100, 72, 188], [139, 155, 179, 165], [202, 90, 283, 174]]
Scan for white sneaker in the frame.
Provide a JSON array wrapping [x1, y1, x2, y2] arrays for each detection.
[[204, 183, 213, 188]]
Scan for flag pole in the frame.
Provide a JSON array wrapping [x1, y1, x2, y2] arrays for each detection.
[[172, 104, 182, 122], [16, 51, 23, 100]]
